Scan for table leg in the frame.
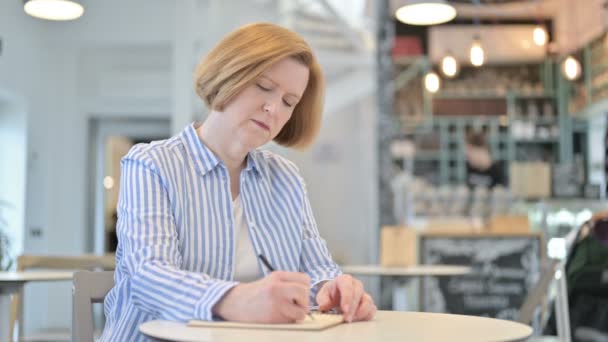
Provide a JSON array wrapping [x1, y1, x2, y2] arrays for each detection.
[[380, 276, 414, 311], [391, 277, 413, 311], [1, 293, 12, 342], [379, 276, 394, 310]]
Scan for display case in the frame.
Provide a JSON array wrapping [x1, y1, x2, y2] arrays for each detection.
[[392, 59, 565, 187]]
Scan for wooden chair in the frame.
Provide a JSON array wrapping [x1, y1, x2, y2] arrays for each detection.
[[518, 258, 560, 327], [518, 258, 572, 342], [9, 254, 115, 341], [72, 271, 115, 342]]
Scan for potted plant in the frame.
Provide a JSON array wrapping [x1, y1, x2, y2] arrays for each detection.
[[0, 199, 14, 271]]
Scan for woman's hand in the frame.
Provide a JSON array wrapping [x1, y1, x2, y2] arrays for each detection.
[[316, 274, 376, 322], [212, 271, 310, 323]]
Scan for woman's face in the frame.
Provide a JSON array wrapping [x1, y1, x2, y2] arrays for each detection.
[[221, 57, 310, 149]]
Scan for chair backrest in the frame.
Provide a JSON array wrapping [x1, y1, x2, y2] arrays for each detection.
[[72, 271, 115, 342], [518, 258, 560, 326], [17, 254, 116, 271], [10, 254, 116, 340]]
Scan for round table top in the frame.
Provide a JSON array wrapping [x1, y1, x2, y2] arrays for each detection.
[[139, 310, 532, 342], [340, 264, 472, 276], [0, 271, 74, 282]]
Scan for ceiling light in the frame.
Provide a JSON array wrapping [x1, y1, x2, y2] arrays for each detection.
[[395, 0, 457, 26], [562, 56, 581, 81], [23, 0, 84, 21], [103, 176, 115, 190], [533, 25, 548, 46], [441, 54, 459, 78], [470, 37, 485, 67], [424, 72, 441, 93]]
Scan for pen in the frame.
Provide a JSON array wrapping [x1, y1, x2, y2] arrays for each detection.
[[258, 254, 314, 321], [258, 254, 275, 273]]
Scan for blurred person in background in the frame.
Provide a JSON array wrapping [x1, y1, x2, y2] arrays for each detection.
[[465, 131, 506, 189]]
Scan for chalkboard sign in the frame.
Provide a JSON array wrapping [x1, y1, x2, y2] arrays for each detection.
[[420, 233, 542, 320]]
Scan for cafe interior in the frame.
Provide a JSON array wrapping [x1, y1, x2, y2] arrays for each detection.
[[1, 0, 608, 341]]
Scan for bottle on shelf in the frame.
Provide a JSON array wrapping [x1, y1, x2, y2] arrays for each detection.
[[523, 100, 537, 140], [542, 101, 555, 122]]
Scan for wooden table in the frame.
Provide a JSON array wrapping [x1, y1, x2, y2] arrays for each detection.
[[139, 310, 533, 342], [340, 264, 471, 277], [0, 271, 74, 342], [340, 264, 472, 310]]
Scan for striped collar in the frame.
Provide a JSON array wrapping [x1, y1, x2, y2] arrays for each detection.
[[179, 123, 264, 178]]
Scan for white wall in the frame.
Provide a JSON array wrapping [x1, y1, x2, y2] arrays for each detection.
[[0, 2, 51, 332], [0, 0, 41, 262], [0, 0, 176, 332], [0, 94, 27, 261], [275, 94, 378, 267], [1, 0, 378, 333]]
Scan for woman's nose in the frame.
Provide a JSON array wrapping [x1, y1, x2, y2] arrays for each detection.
[[263, 101, 276, 115]]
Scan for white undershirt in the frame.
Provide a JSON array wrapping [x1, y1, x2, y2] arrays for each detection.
[[232, 195, 264, 282]]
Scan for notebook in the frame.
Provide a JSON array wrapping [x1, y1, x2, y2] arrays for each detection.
[[187, 313, 344, 331]]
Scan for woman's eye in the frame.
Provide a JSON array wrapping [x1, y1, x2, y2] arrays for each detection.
[[283, 100, 294, 108], [256, 83, 271, 91]]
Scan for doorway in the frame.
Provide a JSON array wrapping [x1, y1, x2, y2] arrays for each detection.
[[87, 118, 171, 255]]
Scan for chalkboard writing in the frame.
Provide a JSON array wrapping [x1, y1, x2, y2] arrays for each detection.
[[420, 234, 541, 320]]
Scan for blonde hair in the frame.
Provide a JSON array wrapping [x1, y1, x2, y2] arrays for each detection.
[[194, 22, 324, 149]]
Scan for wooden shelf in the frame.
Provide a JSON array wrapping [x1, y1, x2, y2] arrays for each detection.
[[591, 61, 608, 76], [434, 91, 554, 99], [414, 151, 441, 160], [510, 117, 557, 125], [513, 138, 559, 144]]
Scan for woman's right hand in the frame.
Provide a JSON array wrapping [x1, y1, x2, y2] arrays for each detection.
[[212, 271, 311, 323]]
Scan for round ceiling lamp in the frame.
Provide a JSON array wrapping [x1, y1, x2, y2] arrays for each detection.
[[23, 0, 84, 21], [424, 72, 441, 93], [533, 25, 548, 46], [395, 0, 457, 26], [470, 37, 485, 67], [441, 53, 459, 78], [562, 56, 582, 81]]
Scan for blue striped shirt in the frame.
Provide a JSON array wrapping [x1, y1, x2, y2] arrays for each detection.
[[100, 123, 342, 341]]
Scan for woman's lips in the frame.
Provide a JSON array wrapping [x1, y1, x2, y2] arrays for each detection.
[[252, 119, 270, 131]]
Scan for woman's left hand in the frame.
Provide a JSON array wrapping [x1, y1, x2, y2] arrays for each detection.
[[315, 274, 376, 322]]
